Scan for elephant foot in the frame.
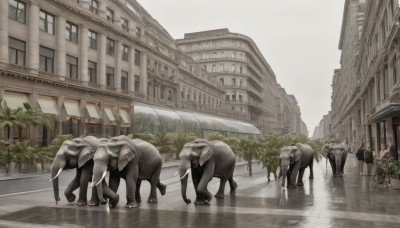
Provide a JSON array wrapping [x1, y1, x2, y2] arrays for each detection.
[[99, 198, 108, 205], [88, 200, 99, 207], [65, 193, 76, 203], [194, 199, 208, 205], [76, 199, 87, 206], [215, 192, 225, 198], [109, 195, 119, 208], [230, 181, 238, 195], [125, 201, 138, 208], [135, 196, 142, 203], [147, 196, 158, 203], [309, 175, 314, 179], [297, 182, 304, 187], [158, 183, 167, 196], [288, 184, 297, 189]]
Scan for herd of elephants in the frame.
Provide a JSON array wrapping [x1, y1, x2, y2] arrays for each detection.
[[50, 135, 348, 208]]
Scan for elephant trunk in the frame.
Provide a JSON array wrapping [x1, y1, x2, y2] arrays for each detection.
[[335, 156, 342, 176], [179, 159, 191, 204], [93, 162, 108, 204], [281, 161, 289, 187], [50, 157, 65, 204]]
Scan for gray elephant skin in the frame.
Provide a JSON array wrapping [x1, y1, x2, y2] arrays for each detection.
[[320, 142, 348, 176], [280, 143, 314, 188], [50, 136, 115, 206], [179, 139, 238, 205], [92, 135, 166, 208]]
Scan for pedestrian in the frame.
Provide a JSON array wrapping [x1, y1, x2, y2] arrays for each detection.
[[356, 144, 365, 175], [381, 145, 391, 187], [379, 144, 388, 159], [388, 138, 398, 161], [365, 146, 374, 176]]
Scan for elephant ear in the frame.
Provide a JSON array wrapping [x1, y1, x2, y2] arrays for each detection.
[[78, 146, 94, 168], [199, 145, 214, 166], [117, 142, 136, 171], [291, 146, 302, 164], [320, 144, 329, 159]]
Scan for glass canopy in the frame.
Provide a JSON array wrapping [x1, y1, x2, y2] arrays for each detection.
[[133, 102, 261, 137]]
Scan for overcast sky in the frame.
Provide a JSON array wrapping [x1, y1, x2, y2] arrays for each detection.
[[137, 0, 345, 136]]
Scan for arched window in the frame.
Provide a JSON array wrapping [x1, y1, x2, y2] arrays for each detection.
[[232, 78, 236, 86]]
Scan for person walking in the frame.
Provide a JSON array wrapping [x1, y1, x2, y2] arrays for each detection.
[[388, 138, 398, 161], [379, 144, 388, 159], [365, 146, 374, 176], [356, 144, 365, 175]]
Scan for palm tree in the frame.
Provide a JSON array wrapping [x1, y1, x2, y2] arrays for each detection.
[[0, 104, 24, 141], [235, 136, 260, 176], [152, 132, 174, 154]]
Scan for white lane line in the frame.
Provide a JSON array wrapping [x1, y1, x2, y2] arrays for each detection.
[[0, 187, 65, 197]]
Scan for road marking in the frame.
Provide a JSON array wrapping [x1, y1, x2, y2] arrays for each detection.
[[0, 187, 65, 197]]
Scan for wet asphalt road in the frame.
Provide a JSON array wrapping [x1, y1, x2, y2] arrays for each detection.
[[0, 155, 399, 228]]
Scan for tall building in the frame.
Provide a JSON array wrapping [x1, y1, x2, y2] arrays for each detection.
[[1, 0, 306, 145], [319, 0, 400, 156], [176, 29, 303, 135]]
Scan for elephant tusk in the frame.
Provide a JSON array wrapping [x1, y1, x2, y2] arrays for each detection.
[[180, 169, 191, 180], [173, 170, 179, 177], [95, 170, 107, 186], [49, 168, 63, 182]]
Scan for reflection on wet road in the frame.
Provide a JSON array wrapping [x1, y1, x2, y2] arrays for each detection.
[[0, 155, 399, 228]]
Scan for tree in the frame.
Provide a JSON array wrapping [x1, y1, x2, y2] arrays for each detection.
[[235, 136, 260, 176], [0, 104, 24, 141], [171, 133, 197, 159]]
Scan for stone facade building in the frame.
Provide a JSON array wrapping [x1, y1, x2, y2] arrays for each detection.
[[176, 29, 303, 135], [317, 0, 400, 156], [1, 0, 307, 145]]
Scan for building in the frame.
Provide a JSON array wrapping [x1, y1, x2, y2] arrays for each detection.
[[1, 0, 306, 145], [176, 29, 303, 135], [319, 0, 400, 155]]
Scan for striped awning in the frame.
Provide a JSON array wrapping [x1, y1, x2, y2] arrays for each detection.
[[119, 108, 131, 124], [104, 107, 116, 122], [86, 104, 101, 120], [64, 100, 81, 118], [37, 96, 59, 115], [2, 92, 30, 110]]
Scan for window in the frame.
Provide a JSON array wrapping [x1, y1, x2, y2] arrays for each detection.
[[66, 55, 78, 79], [89, 0, 98, 14], [106, 8, 114, 23], [220, 64, 224, 72], [232, 78, 236, 86], [88, 30, 97, 50], [383, 66, 389, 98], [134, 75, 140, 92], [9, 0, 26, 23], [181, 87, 185, 99], [39, 10, 55, 35], [106, 66, 114, 87], [121, 18, 129, 32], [106, 38, 115, 56], [8, 37, 25, 66], [239, 80, 243, 87], [239, 95, 243, 102], [239, 66, 243, 73], [225, 95, 230, 101], [135, 27, 141, 37], [122, 45, 129, 61], [187, 89, 190, 100], [231, 64, 236, 72], [212, 65, 216, 72], [134, 50, 141, 66], [121, 71, 128, 90], [212, 52, 216, 58], [88, 61, 97, 83], [39, 46, 54, 73], [66, 21, 78, 43], [392, 57, 397, 85]]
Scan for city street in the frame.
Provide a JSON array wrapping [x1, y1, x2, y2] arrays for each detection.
[[0, 155, 399, 228]]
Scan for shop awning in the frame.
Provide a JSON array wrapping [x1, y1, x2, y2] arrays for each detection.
[[119, 109, 131, 124], [37, 96, 59, 115], [104, 107, 116, 122], [64, 100, 81, 118], [86, 104, 101, 119], [2, 92, 30, 110]]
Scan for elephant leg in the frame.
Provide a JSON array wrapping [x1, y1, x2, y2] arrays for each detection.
[[125, 165, 139, 208], [340, 154, 347, 176], [228, 176, 237, 195], [88, 187, 99, 207], [215, 177, 228, 198], [309, 158, 314, 179], [156, 180, 166, 196], [328, 157, 336, 175], [192, 170, 202, 204], [101, 180, 119, 208], [196, 165, 214, 205], [297, 167, 305, 186], [64, 172, 80, 202], [108, 171, 120, 193], [107, 174, 120, 208], [148, 164, 162, 203], [289, 161, 301, 188], [135, 180, 142, 203], [76, 165, 93, 206]]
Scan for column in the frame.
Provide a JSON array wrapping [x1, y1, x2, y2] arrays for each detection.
[[79, 25, 88, 85], [141, 52, 148, 96], [79, 99, 87, 136], [28, 0, 40, 72], [129, 46, 136, 93], [56, 16, 66, 77], [98, 33, 106, 88], [115, 41, 122, 92], [0, 0, 8, 64]]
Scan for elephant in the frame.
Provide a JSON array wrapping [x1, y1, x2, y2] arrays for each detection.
[[178, 139, 238, 205], [50, 136, 115, 206], [91, 135, 166, 208], [320, 141, 348, 176], [280, 143, 314, 188]]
